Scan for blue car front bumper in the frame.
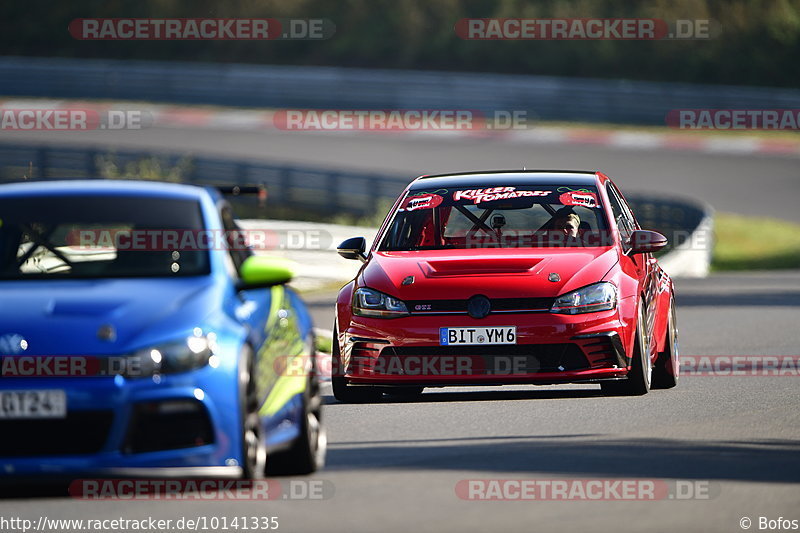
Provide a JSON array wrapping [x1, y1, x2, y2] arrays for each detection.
[[1, 367, 244, 478]]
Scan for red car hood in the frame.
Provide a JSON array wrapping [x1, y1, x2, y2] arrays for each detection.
[[361, 247, 619, 299]]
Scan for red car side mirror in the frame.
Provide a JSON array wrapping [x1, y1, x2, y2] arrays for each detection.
[[628, 230, 668, 254], [337, 236, 368, 262]]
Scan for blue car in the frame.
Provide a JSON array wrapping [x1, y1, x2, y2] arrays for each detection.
[[0, 179, 326, 479]]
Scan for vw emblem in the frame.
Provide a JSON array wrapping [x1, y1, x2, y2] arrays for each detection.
[[467, 295, 491, 319], [0, 334, 28, 354]]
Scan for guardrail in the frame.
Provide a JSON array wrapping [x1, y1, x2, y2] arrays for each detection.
[[2, 56, 800, 125], [0, 143, 712, 276], [0, 143, 407, 216]]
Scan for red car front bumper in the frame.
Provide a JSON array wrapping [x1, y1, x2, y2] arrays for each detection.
[[338, 309, 634, 387]]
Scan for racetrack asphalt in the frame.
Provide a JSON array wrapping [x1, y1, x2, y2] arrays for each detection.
[[0, 127, 798, 533], [1, 125, 799, 221], [3, 273, 797, 533]]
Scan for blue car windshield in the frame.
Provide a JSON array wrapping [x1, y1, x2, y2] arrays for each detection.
[[0, 194, 211, 279]]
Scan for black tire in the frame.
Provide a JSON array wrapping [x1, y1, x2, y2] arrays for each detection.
[[601, 302, 651, 396], [266, 346, 327, 476], [239, 345, 266, 479], [331, 324, 382, 403], [652, 298, 679, 389], [332, 376, 382, 403]]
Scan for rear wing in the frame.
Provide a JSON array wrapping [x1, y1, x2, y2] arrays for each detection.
[[215, 185, 268, 199]]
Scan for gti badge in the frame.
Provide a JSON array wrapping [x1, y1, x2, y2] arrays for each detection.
[[402, 276, 415, 286], [548, 272, 561, 282], [0, 334, 28, 354]]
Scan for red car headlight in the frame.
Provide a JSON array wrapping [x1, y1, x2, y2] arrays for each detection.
[[353, 287, 410, 318], [551, 282, 617, 315]]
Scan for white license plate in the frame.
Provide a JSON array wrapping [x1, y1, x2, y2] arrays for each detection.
[[0, 390, 67, 419], [439, 326, 517, 345]]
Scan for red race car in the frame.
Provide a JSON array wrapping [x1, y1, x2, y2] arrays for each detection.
[[333, 170, 679, 402]]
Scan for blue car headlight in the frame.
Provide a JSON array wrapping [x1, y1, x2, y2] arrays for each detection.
[[551, 282, 617, 315], [353, 287, 409, 318], [126, 331, 215, 377]]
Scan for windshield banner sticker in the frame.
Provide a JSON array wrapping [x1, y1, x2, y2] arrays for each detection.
[[559, 190, 599, 208], [400, 193, 444, 211], [453, 187, 550, 204]]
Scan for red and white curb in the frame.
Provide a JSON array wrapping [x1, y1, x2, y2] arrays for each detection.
[[2, 99, 798, 158]]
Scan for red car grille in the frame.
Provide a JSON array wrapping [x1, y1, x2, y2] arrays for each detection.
[[406, 297, 555, 314]]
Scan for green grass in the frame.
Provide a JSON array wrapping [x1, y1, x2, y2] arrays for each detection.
[[713, 213, 800, 271]]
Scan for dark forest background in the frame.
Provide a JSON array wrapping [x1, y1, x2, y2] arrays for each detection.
[[1, 0, 798, 87]]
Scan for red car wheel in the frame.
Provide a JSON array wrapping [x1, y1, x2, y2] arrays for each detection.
[[601, 301, 651, 396], [652, 298, 679, 389]]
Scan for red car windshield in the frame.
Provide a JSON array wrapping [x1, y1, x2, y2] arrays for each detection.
[[379, 185, 611, 250]]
